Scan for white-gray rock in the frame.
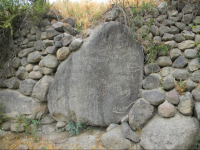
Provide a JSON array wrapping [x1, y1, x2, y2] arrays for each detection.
[[192, 86, 200, 102], [39, 54, 58, 69], [158, 101, 176, 118], [172, 69, 189, 80], [178, 40, 195, 50], [165, 89, 180, 105], [188, 58, 199, 72], [184, 49, 197, 59]]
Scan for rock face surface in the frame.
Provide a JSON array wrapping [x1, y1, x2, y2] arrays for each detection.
[[140, 114, 199, 149], [48, 22, 144, 126]]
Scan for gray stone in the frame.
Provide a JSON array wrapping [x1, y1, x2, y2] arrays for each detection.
[[195, 102, 200, 120], [19, 79, 37, 96], [32, 75, 54, 102], [170, 48, 182, 60], [39, 67, 54, 75], [43, 40, 54, 48], [188, 58, 199, 72], [153, 36, 161, 43], [57, 47, 70, 60], [55, 41, 62, 48], [144, 63, 160, 75], [174, 33, 185, 43], [106, 124, 119, 132], [175, 22, 186, 30], [167, 10, 178, 17], [63, 23, 77, 35], [101, 126, 132, 149], [186, 78, 197, 92], [41, 114, 56, 125], [162, 19, 175, 27], [56, 121, 66, 128], [29, 71, 43, 80], [191, 70, 200, 82], [62, 34, 73, 46], [28, 35, 36, 41], [46, 46, 57, 54], [150, 25, 159, 36], [182, 30, 195, 40], [158, 2, 167, 14], [34, 40, 44, 51], [192, 85, 200, 102], [170, 26, 179, 34], [158, 101, 176, 118], [182, 4, 195, 14], [47, 22, 144, 126], [40, 19, 51, 27], [31, 26, 38, 35], [161, 67, 172, 77], [21, 57, 28, 66], [159, 26, 171, 36], [33, 65, 40, 71], [164, 40, 177, 48], [46, 28, 60, 39], [52, 22, 63, 32], [178, 92, 194, 116], [3, 77, 20, 89], [140, 113, 199, 149], [4, 67, 16, 78], [39, 54, 58, 68], [69, 38, 83, 51], [178, 40, 195, 50], [193, 16, 200, 25], [162, 76, 175, 91], [22, 38, 29, 45], [61, 18, 75, 27], [27, 51, 41, 63], [173, 56, 188, 68], [11, 57, 21, 68], [172, 69, 189, 80], [162, 33, 174, 41], [157, 56, 172, 67], [21, 28, 29, 37], [121, 122, 139, 143], [2, 122, 11, 131], [184, 49, 197, 59], [18, 47, 35, 58], [41, 32, 47, 40], [192, 25, 200, 33], [195, 35, 200, 43], [166, 89, 180, 105], [31, 101, 49, 119], [129, 98, 154, 130], [142, 89, 165, 106], [0, 90, 36, 119], [0, 78, 6, 88], [27, 41, 35, 48], [168, 17, 179, 22], [16, 66, 29, 80], [185, 24, 192, 31], [25, 64, 33, 72], [105, 8, 120, 21], [142, 74, 160, 89], [181, 14, 193, 24], [54, 34, 63, 42], [156, 15, 167, 22]]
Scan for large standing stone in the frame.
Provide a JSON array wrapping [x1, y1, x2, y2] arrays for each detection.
[[32, 75, 54, 102], [129, 98, 154, 130], [47, 22, 144, 126], [140, 114, 199, 149]]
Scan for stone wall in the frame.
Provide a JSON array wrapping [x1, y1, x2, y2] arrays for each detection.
[[0, 1, 200, 149]]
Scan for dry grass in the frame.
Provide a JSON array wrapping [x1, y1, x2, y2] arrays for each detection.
[[50, 0, 164, 31]]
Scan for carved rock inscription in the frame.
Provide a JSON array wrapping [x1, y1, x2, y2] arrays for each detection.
[[47, 22, 144, 126]]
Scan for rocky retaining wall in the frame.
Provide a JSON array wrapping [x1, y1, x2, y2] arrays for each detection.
[[0, 1, 200, 149]]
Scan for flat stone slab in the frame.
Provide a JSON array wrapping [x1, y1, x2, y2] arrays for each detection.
[[48, 22, 144, 126]]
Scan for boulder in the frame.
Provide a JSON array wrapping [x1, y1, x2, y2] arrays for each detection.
[[19, 79, 37, 96], [18, 48, 35, 58], [46, 28, 60, 39], [41, 114, 56, 125], [39, 54, 58, 69], [162, 76, 175, 91], [157, 56, 172, 67], [178, 92, 194, 116], [173, 56, 188, 68], [25, 64, 33, 72], [158, 101, 176, 118], [144, 63, 160, 75], [39, 67, 54, 75], [47, 22, 144, 126], [62, 34, 73, 46], [27, 51, 41, 63], [32, 75, 54, 102], [188, 58, 199, 72], [29, 71, 43, 80], [178, 40, 195, 50], [34, 40, 44, 51], [63, 23, 77, 35], [129, 98, 154, 130], [11, 58, 21, 68], [142, 74, 160, 89], [172, 69, 189, 80], [174, 34, 185, 43], [16, 66, 29, 80], [3, 77, 20, 89], [57, 47, 70, 60], [161, 67, 172, 77], [46, 46, 57, 54], [166, 89, 180, 105], [170, 48, 182, 60], [140, 114, 199, 149], [101, 126, 132, 149], [184, 49, 197, 59], [142, 89, 165, 106], [192, 86, 200, 102], [21, 57, 28, 67], [175, 22, 186, 30], [69, 38, 83, 51], [191, 70, 200, 83], [186, 79, 197, 92]]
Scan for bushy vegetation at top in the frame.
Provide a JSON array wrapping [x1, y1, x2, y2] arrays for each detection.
[[0, 0, 50, 35]]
